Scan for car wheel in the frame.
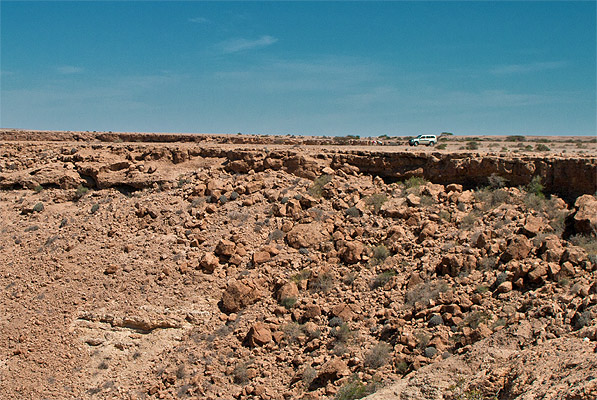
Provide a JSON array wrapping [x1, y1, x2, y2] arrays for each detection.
[[413, 142, 418, 146]]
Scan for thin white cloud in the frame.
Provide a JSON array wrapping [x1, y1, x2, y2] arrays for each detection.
[[189, 17, 209, 24], [214, 56, 379, 93], [219, 35, 278, 54], [57, 65, 84, 75], [490, 61, 568, 75]]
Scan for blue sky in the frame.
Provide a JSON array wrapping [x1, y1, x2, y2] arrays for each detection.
[[1, 1, 595, 136]]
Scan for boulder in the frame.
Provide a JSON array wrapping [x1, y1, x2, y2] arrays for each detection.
[[277, 282, 299, 302], [571, 195, 597, 236], [221, 279, 263, 313], [252, 251, 271, 265], [200, 252, 220, 273], [309, 358, 349, 389], [286, 222, 329, 249], [500, 235, 532, 263], [338, 240, 365, 264], [215, 239, 236, 258], [244, 322, 272, 347], [519, 215, 545, 238]]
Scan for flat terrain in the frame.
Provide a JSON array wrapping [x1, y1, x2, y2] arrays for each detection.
[[0, 130, 595, 400]]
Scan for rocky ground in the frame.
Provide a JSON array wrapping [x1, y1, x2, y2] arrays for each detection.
[[0, 131, 596, 400]]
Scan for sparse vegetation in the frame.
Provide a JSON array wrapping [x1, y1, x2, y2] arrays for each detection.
[[365, 193, 387, 213], [371, 269, 396, 289], [335, 377, 376, 400], [308, 271, 334, 293], [371, 244, 390, 264], [76, 185, 89, 198], [279, 296, 297, 309], [465, 141, 479, 150], [364, 342, 392, 369], [309, 174, 332, 198], [404, 176, 427, 189]]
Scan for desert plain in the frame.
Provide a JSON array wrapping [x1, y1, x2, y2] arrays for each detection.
[[0, 129, 596, 400]]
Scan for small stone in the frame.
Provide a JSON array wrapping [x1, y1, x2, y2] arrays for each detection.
[[496, 281, 513, 293], [428, 314, 444, 328], [252, 251, 271, 265], [424, 346, 438, 358]]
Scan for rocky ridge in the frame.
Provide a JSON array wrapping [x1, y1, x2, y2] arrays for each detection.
[[0, 134, 595, 400]]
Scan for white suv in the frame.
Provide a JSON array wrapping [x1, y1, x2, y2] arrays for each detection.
[[409, 134, 437, 146]]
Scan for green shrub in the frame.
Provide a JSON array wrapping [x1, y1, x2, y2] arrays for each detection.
[[335, 377, 374, 400], [231, 362, 251, 384], [371, 270, 396, 289], [505, 135, 525, 142], [291, 269, 311, 283], [487, 174, 506, 189], [279, 296, 297, 309], [330, 323, 352, 343], [345, 206, 361, 218], [436, 143, 447, 150], [364, 342, 392, 369], [371, 245, 390, 263], [76, 185, 89, 198], [465, 141, 479, 150], [32, 202, 44, 213], [365, 193, 388, 213], [535, 144, 550, 152], [34, 184, 43, 193], [308, 271, 334, 293], [526, 176, 544, 198], [405, 280, 448, 306], [90, 203, 100, 214], [462, 311, 490, 329], [404, 176, 427, 189], [569, 234, 597, 262], [308, 174, 332, 198]]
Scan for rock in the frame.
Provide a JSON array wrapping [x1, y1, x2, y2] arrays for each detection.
[[428, 314, 444, 328], [227, 160, 251, 173], [571, 195, 597, 236], [338, 240, 365, 264], [446, 184, 463, 192], [381, 198, 409, 218], [496, 281, 513, 293], [200, 252, 220, 273], [331, 303, 355, 322], [221, 279, 263, 313], [286, 223, 329, 249], [277, 282, 299, 302], [562, 246, 588, 266], [302, 304, 322, 320], [527, 263, 548, 284], [310, 358, 349, 389], [104, 264, 119, 275], [437, 254, 476, 277], [520, 215, 545, 237], [215, 239, 236, 258], [424, 346, 438, 358], [538, 235, 564, 263], [418, 221, 438, 241], [406, 194, 421, 207], [244, 322, 272, 347], [501, 235, 532, 263], [252, 251, 271, 265]]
